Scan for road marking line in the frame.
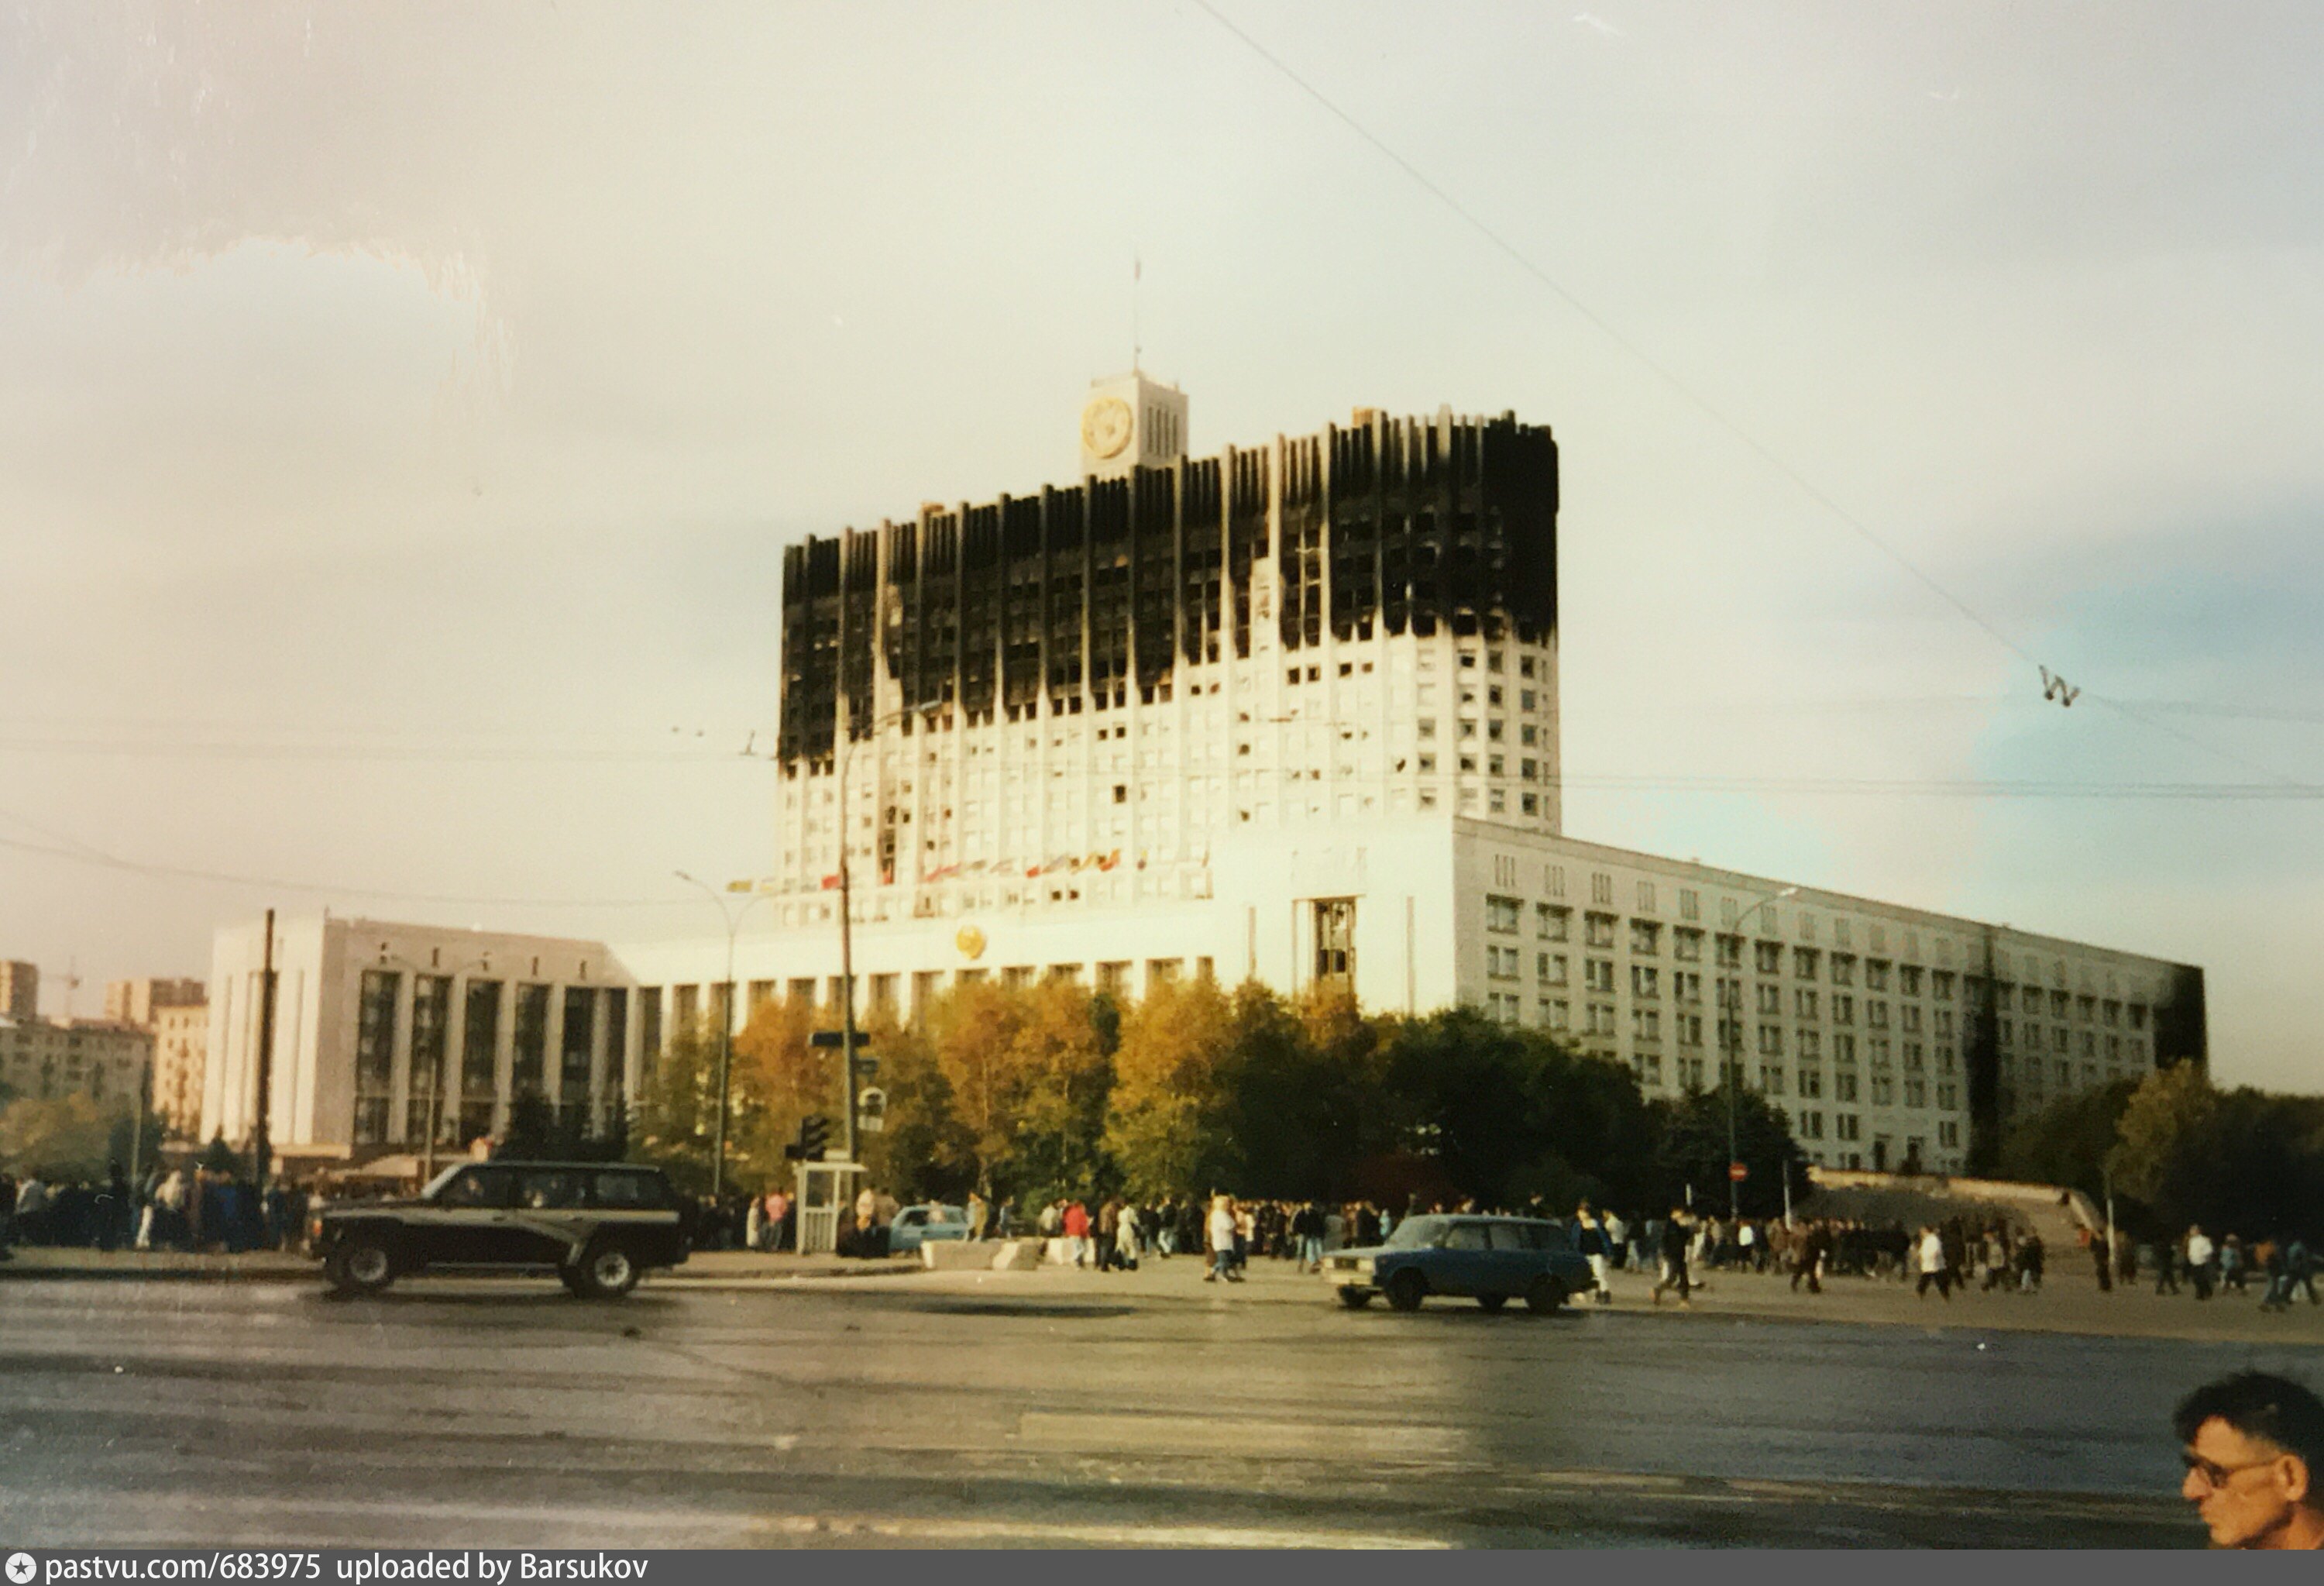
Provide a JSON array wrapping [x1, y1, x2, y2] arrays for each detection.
[[1017, 1410, 1466, 1460], [3, 1491, 1450, 1550]]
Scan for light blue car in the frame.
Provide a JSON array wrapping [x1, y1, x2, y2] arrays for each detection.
[[1322, 1214, 1595, 1313], [887, 1202, 971, 1255]]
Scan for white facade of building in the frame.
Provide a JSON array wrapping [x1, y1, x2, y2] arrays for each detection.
[[610, 816, 2198, 1178], [204, 916, 635, 1163]]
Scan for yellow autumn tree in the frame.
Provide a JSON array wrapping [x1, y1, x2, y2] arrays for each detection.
[[725, 996, 842, 1192], [1103, 977, 1237, 1197], [930, 979, 1114, 1199]]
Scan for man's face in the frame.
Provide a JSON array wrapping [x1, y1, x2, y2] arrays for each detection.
[[2182, 1418, 2312, 1547]]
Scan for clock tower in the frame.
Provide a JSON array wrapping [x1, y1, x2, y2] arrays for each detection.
[[1078, 370, 1188, 480]]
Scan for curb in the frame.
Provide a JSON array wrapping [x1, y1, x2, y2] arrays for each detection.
[[0, 1258, 923, 1286]]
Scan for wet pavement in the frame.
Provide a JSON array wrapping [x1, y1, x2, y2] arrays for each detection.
[[2, 1264, 2303, 1547]]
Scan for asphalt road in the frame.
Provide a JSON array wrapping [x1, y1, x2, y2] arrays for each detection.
[[2, 1264, 2300, 1549]]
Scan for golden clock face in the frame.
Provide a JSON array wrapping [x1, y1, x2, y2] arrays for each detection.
[[1081, 397, 1133, 459], [955, 924, 987, 961]]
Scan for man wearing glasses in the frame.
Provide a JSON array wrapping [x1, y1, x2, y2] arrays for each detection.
[[2174, 1372, 2324, 1549]]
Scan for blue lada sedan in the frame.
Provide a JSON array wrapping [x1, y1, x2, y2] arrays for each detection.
[[1322, 1214, 1595, 1314]]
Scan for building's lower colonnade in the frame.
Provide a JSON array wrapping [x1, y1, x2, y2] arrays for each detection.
[[201, 815, 2202, 1179]]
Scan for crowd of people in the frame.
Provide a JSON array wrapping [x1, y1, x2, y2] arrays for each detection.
[[12, 1154, 2324, 1324], [0, 1164, 311, 1257]]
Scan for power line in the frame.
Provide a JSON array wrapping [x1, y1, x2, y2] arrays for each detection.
[[1188, 1, 2312, 792], [1556, 773, 2323, 800], [0, 829, 683, 910], [0, 738, 759, 764]]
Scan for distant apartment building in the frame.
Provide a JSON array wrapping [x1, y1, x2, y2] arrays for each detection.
[[105, 977, 205, 1027], [153, 1003, 210, 1137], [0, 961, 38, 1020], [100, 977, 209, 1136], [0, 1015, 150, 1109]]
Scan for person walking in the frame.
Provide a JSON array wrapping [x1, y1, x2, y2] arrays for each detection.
[[1791, 1221, 1828, 1294], [1575, 1206, 1614, 1304], [1290, 1202, 1323, 1273], [1114, 1202, 1141, 1271], [2157, 1236, 2184, 1295], [1205, 1195, 1240, 1283], [2222, 1234, 2250, 1295], [966, 1189, 989, 1243], [1652, 1209, 1693, 1307], [1978, 1226, 2010, 1292], [2188, 1226, 2218, 1301], [2291, 1238, 2320, 1306], [2261, 1240, 2293, 1312], [1916, 1225, 1953, 1301], [1095, 1198, 1121, 1271]]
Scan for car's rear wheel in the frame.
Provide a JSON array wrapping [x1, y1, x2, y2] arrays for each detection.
[[325, 1237, 396, 1296], [1478, 1293, 1508, 1312], [1338, 1288, 1373, 1309], [1385, 1270, 1428, 1312], [1525, 1276, 1567, 1315], [571, 1241, 641, 1299]]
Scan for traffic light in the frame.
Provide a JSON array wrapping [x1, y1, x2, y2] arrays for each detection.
[[785, 1113, 831, 1162]]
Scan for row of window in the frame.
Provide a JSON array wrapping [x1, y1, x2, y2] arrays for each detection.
[[1486, 899, 2154, 1027]]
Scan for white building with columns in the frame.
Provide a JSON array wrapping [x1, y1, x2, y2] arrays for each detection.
[[204, 915, 634, 1167]]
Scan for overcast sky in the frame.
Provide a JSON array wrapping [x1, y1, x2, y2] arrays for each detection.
[[2, 2, 2319, 1089]]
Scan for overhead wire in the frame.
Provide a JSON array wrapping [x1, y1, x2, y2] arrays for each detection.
[[0, 827, 686, 910], [1187, 0, 2316, 793]]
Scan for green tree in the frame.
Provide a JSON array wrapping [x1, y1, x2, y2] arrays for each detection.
[[1998, 1076, 2140, 1204], [2106, 1061, 2219, 1222], [2106, 1065, 2324, 1238], [1647, 1083, 1806, 1220], [198, 1134, 245, 1175], [108, 1106, 169, 1181], [1223, 986, 1391, 1199], [1376, 1009, 1649, 1209], [0, 1095, 129, 1180]]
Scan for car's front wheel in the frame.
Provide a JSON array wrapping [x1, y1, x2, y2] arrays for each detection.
[[1337, 1288, 1373, 1309], [570, 1240, 641, 1299], [1525, 1276, 1567, 1315], [325, 1237, 397, 1296], [1384, 1269, 1428, 1312]]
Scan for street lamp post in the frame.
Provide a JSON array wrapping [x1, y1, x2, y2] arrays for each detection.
[[676, 871, 772, 1202], [1723, 884, 1800, 1223]]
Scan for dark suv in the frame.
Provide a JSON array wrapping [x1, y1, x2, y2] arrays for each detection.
[[313, 1161, 690, 1299]]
